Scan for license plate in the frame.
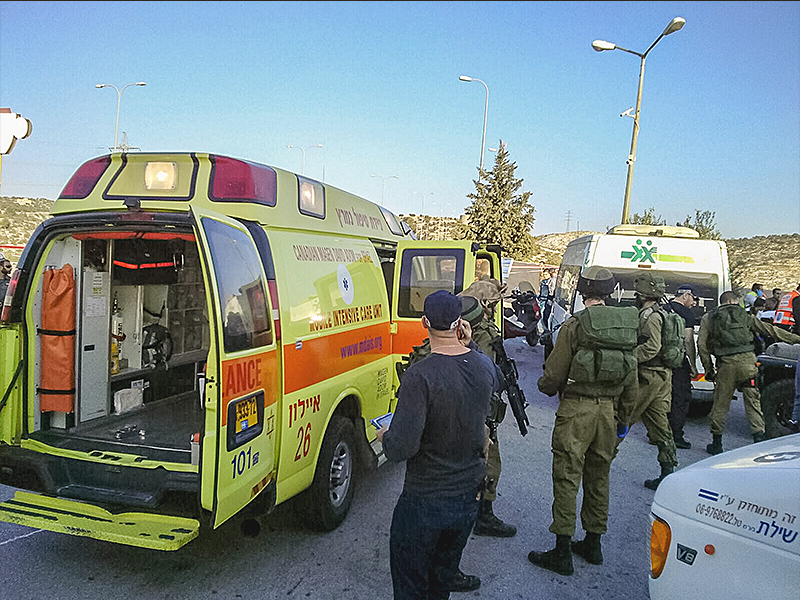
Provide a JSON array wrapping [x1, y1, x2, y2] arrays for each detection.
[[235, 396, 258, 432]]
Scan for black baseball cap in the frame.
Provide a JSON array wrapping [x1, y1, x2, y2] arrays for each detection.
[[424, 290, 462, 331]]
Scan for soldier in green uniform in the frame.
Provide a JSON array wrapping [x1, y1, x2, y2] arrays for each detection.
[[458, 278, 517, 538], [627, 272, 678, 491], [529, 267, 639, 576], [698, 290, 800, 455]]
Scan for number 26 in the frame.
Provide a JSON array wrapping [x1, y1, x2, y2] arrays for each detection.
[[295, 423, 311, 460]]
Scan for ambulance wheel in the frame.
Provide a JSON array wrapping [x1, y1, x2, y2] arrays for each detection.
[[761, 379, 794, 439], [305, 416, 356, 531]]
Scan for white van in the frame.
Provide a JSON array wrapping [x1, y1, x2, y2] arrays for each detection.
[[543, 225, 731, 411], [649, 434, 800, 600]]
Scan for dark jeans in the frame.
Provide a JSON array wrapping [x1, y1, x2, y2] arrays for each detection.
[[668, 362, 692, 438], [390, 489, 479, 600]]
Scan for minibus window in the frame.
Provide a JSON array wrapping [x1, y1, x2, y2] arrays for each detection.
[[202, 218, 272, 352]]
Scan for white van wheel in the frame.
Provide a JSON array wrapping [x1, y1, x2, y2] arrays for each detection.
[[305, 416, 356, 531]]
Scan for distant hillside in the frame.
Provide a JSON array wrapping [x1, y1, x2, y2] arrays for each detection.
[[1, 196, 797, 292], [0, 196, 53, 262]]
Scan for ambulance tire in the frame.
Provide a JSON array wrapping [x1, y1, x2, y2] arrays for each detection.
[[305, 415, 357, 531], [761, 379, 794, 439]]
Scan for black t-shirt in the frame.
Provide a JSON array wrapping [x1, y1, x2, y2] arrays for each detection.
[[669, 300, 696, 329], [383, 349, 499, 497]]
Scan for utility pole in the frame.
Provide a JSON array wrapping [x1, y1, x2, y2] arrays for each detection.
[[565, 210, 573, 232]]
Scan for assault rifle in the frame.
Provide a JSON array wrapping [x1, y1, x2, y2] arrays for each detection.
[[490, 336, 530, 436]]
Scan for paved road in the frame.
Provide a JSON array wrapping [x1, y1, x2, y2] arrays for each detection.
[[0, 338, 759, 599]]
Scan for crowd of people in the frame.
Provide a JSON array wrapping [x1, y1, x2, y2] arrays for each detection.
[[377, 271, 800, 598]]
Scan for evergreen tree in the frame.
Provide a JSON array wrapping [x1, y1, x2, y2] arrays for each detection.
[[463, 141, 536, 261]]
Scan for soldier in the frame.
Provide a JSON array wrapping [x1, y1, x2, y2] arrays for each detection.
[[529, 267, 638, 576], [458, 278, 518, 538], [627, 272, 678, 491], [698, 290, 800, 454]]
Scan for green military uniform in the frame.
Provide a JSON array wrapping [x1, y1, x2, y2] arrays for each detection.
[[629, 305, 678, 470], [698, 304, 800, 450], [471, 319, 502, 503], [538, 309, 638, 538]]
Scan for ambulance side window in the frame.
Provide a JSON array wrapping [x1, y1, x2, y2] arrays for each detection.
[[202, 218, 272, 353], [397, 249, 466, 318]]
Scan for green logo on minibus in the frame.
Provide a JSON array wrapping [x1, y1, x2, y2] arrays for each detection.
[[621, 239, 656, 263]]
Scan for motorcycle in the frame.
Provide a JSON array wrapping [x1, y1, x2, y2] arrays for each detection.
[[503, 281, 542, 346]]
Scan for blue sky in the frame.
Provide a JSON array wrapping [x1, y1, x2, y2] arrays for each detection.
[[0, 1, 798, 239]]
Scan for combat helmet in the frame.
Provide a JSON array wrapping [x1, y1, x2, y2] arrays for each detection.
[[576, 266, 616, 298], [460, 278, 507, 319], [633, 272, 666, 299]]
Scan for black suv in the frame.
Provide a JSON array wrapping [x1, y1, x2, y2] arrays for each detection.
[[756, 342, 798, 438]]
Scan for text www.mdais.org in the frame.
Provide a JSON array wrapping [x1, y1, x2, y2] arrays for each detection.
[[340, 336, 384, 358]]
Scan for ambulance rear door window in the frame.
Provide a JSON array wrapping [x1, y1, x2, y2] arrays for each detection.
[[202, 218, 272, 352]]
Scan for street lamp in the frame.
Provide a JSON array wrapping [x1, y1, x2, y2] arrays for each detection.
[[95, 81, 147, 152], [459, 75, 489, 174], [592, 16, 685, 224], [370, 173, 399, 206], [286, 144, 323, 175]]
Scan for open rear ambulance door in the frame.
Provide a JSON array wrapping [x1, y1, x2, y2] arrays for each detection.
[[389, 240, 502, 388], [191, 208, 280, 528]]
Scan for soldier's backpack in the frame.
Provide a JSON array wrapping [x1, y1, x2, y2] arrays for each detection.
[[657, 306, 687, 368], [708, 303, 754, 356], [569, 305, 639, 385]]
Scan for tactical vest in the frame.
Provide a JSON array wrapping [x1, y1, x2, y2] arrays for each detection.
[[567, 304, 639, 388], [640, 305, 687, 369], [708, 303, 754, 357]]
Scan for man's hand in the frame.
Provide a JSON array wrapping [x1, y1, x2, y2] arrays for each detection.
[[705, 369, 716, 382], [375, 425, 389, 443]]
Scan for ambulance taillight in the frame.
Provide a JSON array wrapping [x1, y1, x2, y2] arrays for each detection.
[[209, 155, 277, 205], [0, 268, 20, 323], [58, 156, 112, 199]]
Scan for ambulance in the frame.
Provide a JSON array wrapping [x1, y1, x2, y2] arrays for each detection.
[[0, 152, 502, 550], [543, 224, 731, 412]]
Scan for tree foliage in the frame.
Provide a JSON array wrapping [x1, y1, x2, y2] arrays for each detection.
[[679, 209, 721, 240], [463, 141, 536, 261], [629, 207, 667, 226], [628, 206, 721, 240]]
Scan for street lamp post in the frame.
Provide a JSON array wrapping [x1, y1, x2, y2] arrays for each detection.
[[592, 17, 685, 224], [286, 144, 323, 175], [459, 75, 489, 174], [95, 82, 147, 152], [370, 173, 399, 206]]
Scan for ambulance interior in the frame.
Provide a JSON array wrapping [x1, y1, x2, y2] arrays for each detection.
[[30, 233, 210, 466]]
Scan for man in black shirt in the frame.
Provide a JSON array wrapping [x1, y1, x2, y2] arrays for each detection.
[[667, 285, 698, 449], [378, 290, 500, 599]]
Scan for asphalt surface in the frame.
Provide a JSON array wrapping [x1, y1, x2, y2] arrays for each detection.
[[0, 337, 760, 600]]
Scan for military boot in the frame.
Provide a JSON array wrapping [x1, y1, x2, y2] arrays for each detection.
[[473, 499, 517, 537], [706, 434, 723, 455], [528, 534, 574, 576], [571, 532, 603, 565], [644, 463, 674, 490], [753, 431, 766, 443]]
